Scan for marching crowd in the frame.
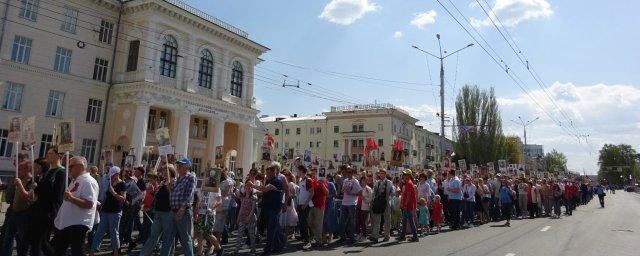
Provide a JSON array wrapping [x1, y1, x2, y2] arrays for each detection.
[[0, 149, 608, 256]]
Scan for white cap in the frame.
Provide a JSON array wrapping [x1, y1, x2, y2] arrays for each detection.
[[108, 166, 121, 178]]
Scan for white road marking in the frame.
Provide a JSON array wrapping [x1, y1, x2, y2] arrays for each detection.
[[505, 253, 516, 256], [540, 226, 552, 232]]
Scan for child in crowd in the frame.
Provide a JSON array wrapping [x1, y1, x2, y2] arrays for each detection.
[[236, 181, 258, 254], [431, 195, 444, 233], [418, 198, 430, 235]]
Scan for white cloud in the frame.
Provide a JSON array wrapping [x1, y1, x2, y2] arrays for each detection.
[[393, 31, 403, 38], [410, 10, 437, 29], [319, 0, 379, 25], [498, 82, 640, 174], [470, 0, 553, 28], [255, 98, 264, 109]]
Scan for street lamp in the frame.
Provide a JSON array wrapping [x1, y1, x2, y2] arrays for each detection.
[[412, 34, 474, 164], [511, 116, 539, 170]]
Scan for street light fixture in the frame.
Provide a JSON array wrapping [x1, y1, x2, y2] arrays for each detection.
[[412, 34, 474, 163]]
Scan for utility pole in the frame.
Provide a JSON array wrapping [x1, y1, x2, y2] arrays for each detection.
[[511, 116, 539, 170], [412, 35, 473, 164]]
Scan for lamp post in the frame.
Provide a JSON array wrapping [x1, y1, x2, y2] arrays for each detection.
[[511, 116, 539, 170], [412, 34, 473, 165]]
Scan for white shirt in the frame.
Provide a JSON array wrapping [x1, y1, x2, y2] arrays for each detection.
[[427, 178, 438, 194], [361, 185, 373, 211], [417, 181, 433, 200], [297, 177, 312, 206], [341, 178, 362, 206], [54, 172, 99, 230], [462, 183, 476, 202]]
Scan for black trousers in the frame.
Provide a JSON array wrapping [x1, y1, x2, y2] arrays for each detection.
[[53, 225, 89, 256], [448, 199, 462, 229], [26, 214, 55, 256]]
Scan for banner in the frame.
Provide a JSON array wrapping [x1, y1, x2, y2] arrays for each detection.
[[458, 159, 467, 172], [57, 119, 75, 152], [203, 167, 222, 191], [498, 160, 507, 173], [8, 116, 22, 142], [470, 164, 478, 174], [487, 162, 495, 174], [303, 149, 312, 164], [155, 127, 173, 156]]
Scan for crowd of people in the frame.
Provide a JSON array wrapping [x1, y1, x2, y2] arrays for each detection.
[[0, 150, 608, 256]]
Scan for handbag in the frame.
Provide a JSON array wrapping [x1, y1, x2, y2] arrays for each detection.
[[371, 181, 388, 214]]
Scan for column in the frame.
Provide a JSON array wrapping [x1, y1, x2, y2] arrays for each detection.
[[211, 118, 225, 165], [131, 104, 150, 166], [174, 110, 190, 157], [241, 124, 254, 180]]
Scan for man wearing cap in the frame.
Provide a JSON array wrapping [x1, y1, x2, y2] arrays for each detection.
[[53, 156, 99, 256], [398, 170, 419, 242], [169, 157, 196, 256], [369, 169, 394, 243]]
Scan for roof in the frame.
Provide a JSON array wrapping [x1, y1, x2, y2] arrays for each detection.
[[259, 115, 327, 123]]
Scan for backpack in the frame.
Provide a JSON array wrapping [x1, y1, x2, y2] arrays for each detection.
[[371, 180, 388, 214]]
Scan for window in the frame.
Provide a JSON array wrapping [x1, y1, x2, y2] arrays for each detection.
[[309, 141, 313, 148], [0, 129, 13, 157], [316, 141, 321, 148], [92, 58, 109, 82], [198, 49, 214, 89], [148, 108, 169, 131], [316, 127, 322, 134], [333, 140, 339, 148], [274, 128, 279, 135], [192, 158, 201, 174], [310, 127, 315, 134], [126, 40, 139, 71], [359, 124, 364, 132], [38, 134, 53, 158], [160, 35, 178, 78], [45, 90, 64, 117], [81, 139, 97, 163], [53, 47, 72, 73], [358, 139, 364, 147], [190, 117, 208, 139], [285, 128, 290, 135], [378, 139, 384, 147], [352, 154, 357, 162], [99, 20, 114, 44], [19, 0, 39, 21], [2, 82, 24, 111], [352, 125, 357, 132], [378, 124, 383, 131], [11, 36, 32, 64], [60, 7, 78, 33], [351, 139, 357, 147], [295, 141, 300, 148], [85, 99, 102, 123], [334, 126, 339, 133], [296, 128, 301, 135], [230, 61, 243, 97], [275, 142, 279, 149]]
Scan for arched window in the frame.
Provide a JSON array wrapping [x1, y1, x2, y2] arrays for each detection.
[[230, 60, 243, 97], [160, 35, 178, 78], [198, 49, 213, 89]]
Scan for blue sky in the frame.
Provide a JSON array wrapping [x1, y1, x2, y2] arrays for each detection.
[[183, 0, 640, 174]]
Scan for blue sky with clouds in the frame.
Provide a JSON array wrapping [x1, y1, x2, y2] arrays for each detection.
[[183, 0, 640, 174]]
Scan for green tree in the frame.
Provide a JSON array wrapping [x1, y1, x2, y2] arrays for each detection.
[[597, 144, 640, 186], [454, 85, 505, 165], [544, 149, 567, 173], [503, 136, 523, 164]]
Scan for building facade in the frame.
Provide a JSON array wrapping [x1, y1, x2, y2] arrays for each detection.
[[524, 144, 544, 157], [0, 0, 268, 178], [259, 104, 453, 171]]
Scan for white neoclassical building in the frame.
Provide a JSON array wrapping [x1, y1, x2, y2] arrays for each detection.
[[0, 0, 268, 179]]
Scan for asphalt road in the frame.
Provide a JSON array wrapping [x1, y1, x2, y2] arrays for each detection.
[[275, 191, 640, 256], [4, 191, 638, 255]]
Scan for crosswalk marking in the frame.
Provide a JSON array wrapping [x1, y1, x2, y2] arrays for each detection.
[[540, 226, 552, 232]]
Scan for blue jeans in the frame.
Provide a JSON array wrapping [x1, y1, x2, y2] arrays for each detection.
[[463, 201, 476, 224], [91, 211, 123, 253], [169, 210, 194, 256], [141, 211, 155, 244], [400, 210, 418, 239], [1, 209, 28, 256], [140, 211, 175, 256], [263, 209, 283, 253], [122, 204, 143, 243], [339, 205, 357, 242]]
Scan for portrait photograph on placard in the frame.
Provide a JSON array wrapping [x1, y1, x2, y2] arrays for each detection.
[[8, 116, 22, 142], [21, 116, 36, 150], [58, 119, 75, 152], [203, 167, 222, 191], [215, 146, 224, 160], [124, 155, 135, 167]]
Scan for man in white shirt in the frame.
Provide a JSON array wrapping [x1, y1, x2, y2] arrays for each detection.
[[53, 156, 99, 256], [296, 165, 313, 247], [337, 165, 362, 244]]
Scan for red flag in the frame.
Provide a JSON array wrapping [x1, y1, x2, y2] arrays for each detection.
[[393, 139, 403, 151]]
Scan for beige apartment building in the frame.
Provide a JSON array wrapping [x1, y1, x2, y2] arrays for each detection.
[[259, 104, 454, 171], [0, 0, 267, 179]]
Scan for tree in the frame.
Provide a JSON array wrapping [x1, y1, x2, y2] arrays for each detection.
[[503, 136, 523, 164], [454, 85, 505, 165], [597, 144, 640, 186], [544, 149, 567, 173]]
